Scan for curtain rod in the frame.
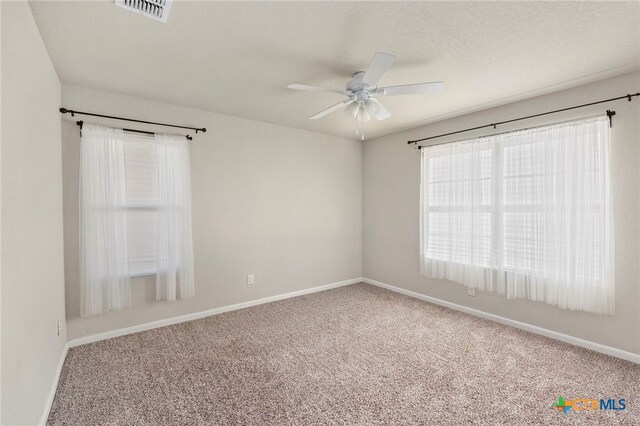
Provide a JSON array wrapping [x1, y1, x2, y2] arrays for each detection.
[[59, 107, 206, 135], [75, 120, 193, 140], [417, 114, 609, 150], [408, 92, 639, 147]]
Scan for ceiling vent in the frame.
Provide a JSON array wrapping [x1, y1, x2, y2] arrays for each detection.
[[115, 0, 173, 23]]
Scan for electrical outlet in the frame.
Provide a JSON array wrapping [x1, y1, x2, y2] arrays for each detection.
[[247, 274, 255, 285], [467, 288, 476, 297]]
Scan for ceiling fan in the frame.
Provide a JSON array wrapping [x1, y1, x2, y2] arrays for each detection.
[[287, 52, 444, 140]]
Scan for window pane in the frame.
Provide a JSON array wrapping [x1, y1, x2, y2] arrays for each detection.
[[427, 211, 492, 267], [126, 209, 157, 276], [124, 134, 157, 206], [124, 133, 158, 276], [425, 145, 492, 268]]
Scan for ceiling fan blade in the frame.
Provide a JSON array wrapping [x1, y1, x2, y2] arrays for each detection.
[[380, 81, 444, 96], [310, 99, 354, 120], [361, 52, 395, 87], [287, 84, 344, 94], [368, 98, 391, 121]]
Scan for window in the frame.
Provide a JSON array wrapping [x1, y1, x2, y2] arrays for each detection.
[[123, 133, 160, 277], [420, 116, 614, 315], [80, 124, 195, 317]]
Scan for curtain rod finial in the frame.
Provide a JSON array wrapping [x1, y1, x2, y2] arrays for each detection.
[[59, 107, 68, 114]]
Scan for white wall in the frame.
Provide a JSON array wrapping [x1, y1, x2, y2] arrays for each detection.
[[364, 72, 640, 355], [1, 2, 67, 425], [61, 85, 363, 341]]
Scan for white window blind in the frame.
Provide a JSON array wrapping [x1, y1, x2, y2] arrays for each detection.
[[420, 116, 614, 315], [123, 133, 160, 277]]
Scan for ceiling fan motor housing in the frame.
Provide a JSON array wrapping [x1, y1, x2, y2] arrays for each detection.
[[346, 71, 368, 94], [347, 71, 379, 107]]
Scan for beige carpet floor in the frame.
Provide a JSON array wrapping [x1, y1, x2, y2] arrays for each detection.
[[48, 283, 639, 425]]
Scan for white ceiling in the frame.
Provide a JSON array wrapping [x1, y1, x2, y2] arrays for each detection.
[[30, 1, 639, 140]]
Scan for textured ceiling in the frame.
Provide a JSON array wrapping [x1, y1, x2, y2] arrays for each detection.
[[30, 1, 640, 140]]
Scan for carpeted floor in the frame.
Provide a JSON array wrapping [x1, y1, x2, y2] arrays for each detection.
[[48, 283, 639, 425]]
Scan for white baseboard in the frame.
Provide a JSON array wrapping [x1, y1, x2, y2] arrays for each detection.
[[68, 277, 363, 348], [362, 277, 640, 364], [39, 342, 69, 426]]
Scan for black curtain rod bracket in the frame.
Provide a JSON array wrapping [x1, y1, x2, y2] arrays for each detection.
[[606, 110, 615, 128], [409, 92, 639, 146], [60, 107, 206, 136], [75, 119, 193, 140]]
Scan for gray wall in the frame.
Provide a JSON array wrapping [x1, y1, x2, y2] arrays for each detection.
[[1, 2, 67, 425], [363, 72, 640, 355], [61, 85, 363, 341]]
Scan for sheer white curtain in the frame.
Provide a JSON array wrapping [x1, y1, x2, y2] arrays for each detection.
[[80, 124, 131, 317], [80, 126, 195, 316], [421, 116, 614, 314], [155, 133, 195, 301]]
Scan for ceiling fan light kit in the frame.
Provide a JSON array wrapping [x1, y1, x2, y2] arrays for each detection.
[[287, 52, 444, 140]]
